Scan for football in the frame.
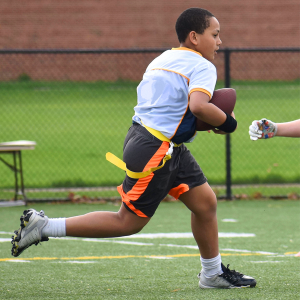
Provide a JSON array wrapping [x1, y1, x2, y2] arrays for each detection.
[[196, 88, 236, 131]]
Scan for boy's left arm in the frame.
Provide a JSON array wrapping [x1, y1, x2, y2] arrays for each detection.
[[212, 112, 236, 135], [190, 91, 237, 134]]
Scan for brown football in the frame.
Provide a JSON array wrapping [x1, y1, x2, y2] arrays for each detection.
[[196, 88, 236, 131]]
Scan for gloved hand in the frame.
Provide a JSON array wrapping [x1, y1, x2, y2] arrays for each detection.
[[249, 118, 277, 140]]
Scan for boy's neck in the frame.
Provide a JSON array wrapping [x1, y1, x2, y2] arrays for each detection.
[[178, 43, 202, 55], [180, 42, 198, 53]]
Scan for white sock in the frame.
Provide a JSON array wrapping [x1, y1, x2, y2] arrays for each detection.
[[200, 254, 223, 278], [42, 218, 66, 237]]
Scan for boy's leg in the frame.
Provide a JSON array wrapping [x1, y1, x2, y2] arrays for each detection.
[[180, 182, 256, 288], [12, 124, 169, 257], [11, 204, 150, 257], [66, 204, 150, 238], [179, 182, 219, 259]]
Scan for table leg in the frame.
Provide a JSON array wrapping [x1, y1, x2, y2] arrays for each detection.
[[13, 152, 19, 200], [18, 151, 27, 201]]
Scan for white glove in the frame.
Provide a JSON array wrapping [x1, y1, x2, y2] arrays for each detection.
[[249, 118, 277, 140]]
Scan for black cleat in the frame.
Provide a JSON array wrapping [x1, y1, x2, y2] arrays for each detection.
[[198, 263, 256, 289]]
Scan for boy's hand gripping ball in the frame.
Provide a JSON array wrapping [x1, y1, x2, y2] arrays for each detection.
[[196, 88, 236, 131]]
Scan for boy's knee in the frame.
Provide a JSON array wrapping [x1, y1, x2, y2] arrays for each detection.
[[117, 205, 150, 235], [193, 193, 217, 217], [126, 224, 144, 235], [203, 194, 217, 213]]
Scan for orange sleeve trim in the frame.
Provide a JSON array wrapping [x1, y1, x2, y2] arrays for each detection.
[[189, 88, 212, 99], [168, 184, 189, 200], [151, 68, 190, 85], [117, 141, 170, 218]]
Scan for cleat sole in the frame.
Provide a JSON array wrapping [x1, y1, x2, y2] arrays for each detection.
[[11, 209, 49, 257]]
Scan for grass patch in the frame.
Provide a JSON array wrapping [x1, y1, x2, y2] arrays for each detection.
[[0, 80, 299, 197]]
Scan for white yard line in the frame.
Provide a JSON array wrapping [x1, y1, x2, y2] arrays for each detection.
[[221, 219, 238, 222], [58, 237, 154, 246], [220, 248, 277, 255], [117, 232, 256, 238], [0, 238, 12, 242], [250, 261, 283, 263], [0, 231, 255, 239]]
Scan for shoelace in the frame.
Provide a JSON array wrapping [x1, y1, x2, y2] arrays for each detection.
[[223, 264, 242, 275], [221, 264, 244, 284]]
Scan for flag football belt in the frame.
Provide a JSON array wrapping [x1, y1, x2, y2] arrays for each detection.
[[106, 124, 181, 179]]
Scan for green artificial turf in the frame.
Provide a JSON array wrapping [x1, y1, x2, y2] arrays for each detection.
[[0, 200, 299, 299]]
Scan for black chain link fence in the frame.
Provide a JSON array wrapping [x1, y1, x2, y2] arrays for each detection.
[[0, 48, 299, 201]]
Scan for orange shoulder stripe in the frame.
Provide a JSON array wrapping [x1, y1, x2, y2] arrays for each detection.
[[151, 68, 190, 85]]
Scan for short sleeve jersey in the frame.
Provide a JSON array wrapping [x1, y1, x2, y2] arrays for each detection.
[[133, 47, 217, 144]]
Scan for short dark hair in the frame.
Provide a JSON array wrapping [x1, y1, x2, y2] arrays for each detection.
[[175, 8, 214, 43]]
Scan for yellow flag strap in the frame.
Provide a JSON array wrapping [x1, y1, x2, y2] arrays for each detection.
[[106, 123, 181, 179], [106, 152, 172, 179], [142, 123, 180, 147]]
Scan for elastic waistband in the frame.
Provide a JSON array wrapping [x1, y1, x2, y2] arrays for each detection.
[[133, 121, 181, 147], [106, 122, 179, 179]]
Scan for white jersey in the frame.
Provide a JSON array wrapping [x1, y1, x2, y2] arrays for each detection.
[[133, 47, 217, 144]]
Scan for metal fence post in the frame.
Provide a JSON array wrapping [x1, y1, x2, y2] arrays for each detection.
[[224, 48, 232, 200]]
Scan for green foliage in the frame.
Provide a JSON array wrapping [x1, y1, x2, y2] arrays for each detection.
[[17, 73, 31, 82]]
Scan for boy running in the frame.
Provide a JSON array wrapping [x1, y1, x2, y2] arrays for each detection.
[[12, 8, 256, 289]]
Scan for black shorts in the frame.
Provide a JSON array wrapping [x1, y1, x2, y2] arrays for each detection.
[[117, 123, 207, 218]]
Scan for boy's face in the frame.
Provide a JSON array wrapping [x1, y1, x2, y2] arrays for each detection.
[[194, 17, 222, 61]]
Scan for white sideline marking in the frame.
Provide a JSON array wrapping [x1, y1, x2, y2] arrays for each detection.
[[146, 256, 174, 260], [122, 233, 195, 238], [222, 219, 238, 222], [6, 260, 31, 263], [0, 238, 11, 242], [219, 233, 255, 238], [269, 254, 295, 258], [0, 231, 256, 238], [84, 239, 153, 246], [221, 248, 277, 255], [61, 261, 96, 264], [58, 237, 154, 246], [159, 243, 198, 250], [250, 261, 282, 263], [120, 232, 255, 238]]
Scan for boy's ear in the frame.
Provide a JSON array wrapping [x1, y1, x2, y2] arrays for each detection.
[[188, 31, 199, 46]]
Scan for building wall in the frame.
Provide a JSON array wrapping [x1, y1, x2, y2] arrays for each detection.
[[1, 1, 299, 81], [1, 0, 299, 49]]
